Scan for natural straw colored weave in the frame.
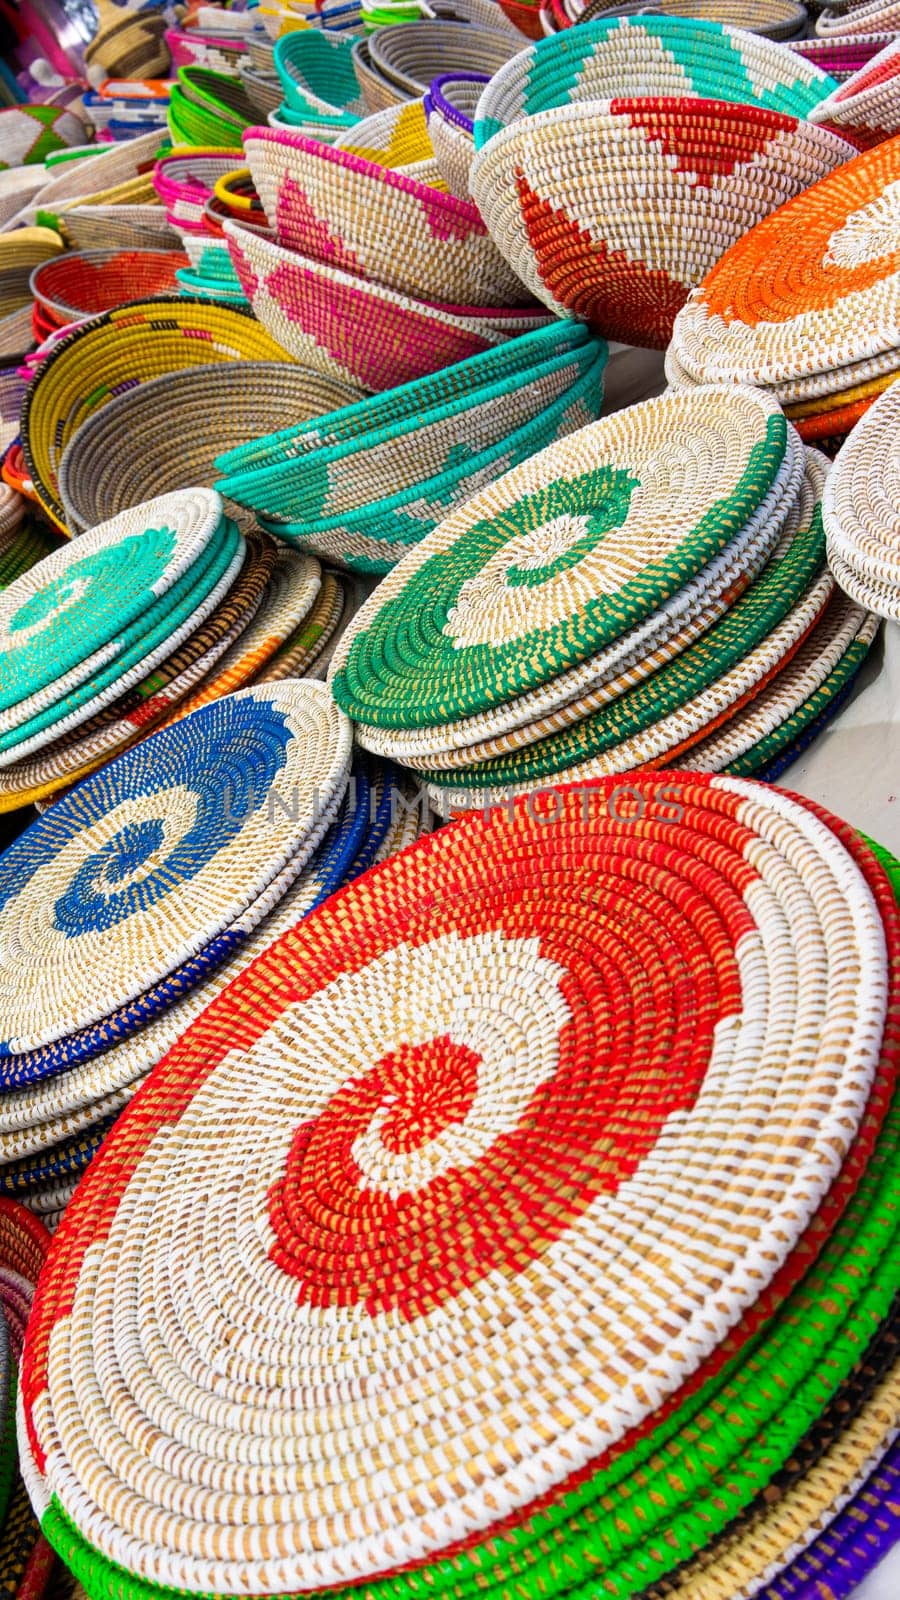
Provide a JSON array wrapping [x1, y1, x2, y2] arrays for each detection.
[[16, 775, 891, 1597], [243, 126, 526, 305], [369, 19, 521, 97], [423, 73, 486, 197], [57, 362, 362, 533], [824, 376, 900, 621]]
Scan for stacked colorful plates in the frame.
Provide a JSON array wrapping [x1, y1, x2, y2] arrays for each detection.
[[0, 1201, 56, 1596], [326, 388, 867, 807], [470, 17, 851, 349], [0, 749, 426, 1231], [216, 322, 607, 572], [16, 772, 900, 1600], [824, 377, 900, 621], [225, 214, 551, 390], [0, 679, 352, 1223], [668, 139, 900, 449], [58, 361, 362, 533], [0, 488, 256, 808], [20, 298, 294, 530], [29, 249, 188, 334], [808, 37, 900, 145]]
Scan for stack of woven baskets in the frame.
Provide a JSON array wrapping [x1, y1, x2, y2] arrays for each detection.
[[226, 122, 551, 389], [216, 322, 607, 572], [0, 688, 433, 1229], [19, 297, 292, 531], [809, 37, 900, 144], [469, 16, 855, 349], [327, 385, 878, 809], [167, 66, 257, 148], [28, 247, 187, 343], [0, 488, 359, 813], [23, 130, 176, 254], [668, 138, 900, 450], [16, 765, 900, 1599], [825, 378, 900, 623], [152, 149, 249, 301], [273, 31, 368, 138]]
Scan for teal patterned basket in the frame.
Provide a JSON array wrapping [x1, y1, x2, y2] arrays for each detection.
[[274, 31, 365, 125], [472, 14, 838, 146], [226, 338, 607, 572]]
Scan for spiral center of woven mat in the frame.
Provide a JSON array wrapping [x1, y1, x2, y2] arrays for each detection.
[[443, 467, 642, 649], [257, 915, 732, 1319], [8, 573, 90, 644], [825, 180, 900, 269]]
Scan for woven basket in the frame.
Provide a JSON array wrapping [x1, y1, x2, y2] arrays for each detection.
[[817, 0, 900, 37], [243, 125, 527, 305], [58, 361, 362, 533], [369, 19, 520, 96], [49, 204, 179, 254], [17, 774, 895, 1599], [165, 26, 248, 72], [497, 0, 545, 35], [0, 308, 33, 362], [808, 37, 900, 143], [424, 72, 486, 195], [0, 107, 86, 172], [29, 248, 187, 330], [351, 37, 409, 113], [275, 30, 366, 121], [671, 138, 900, 391], [473, 15, 837, 137], [224, 217, 550, 390], [20, 297, 294, 529], [152, 149, 245, 228], [790, 30, 895, 79], [238, 62, 284, 119], [471, 98, 852, 347], [576, 0, 808, 37], [333, 99, 439, 177]]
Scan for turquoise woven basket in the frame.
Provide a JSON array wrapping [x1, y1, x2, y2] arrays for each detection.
[[274, 32, 365, 124], [220, 338, 607, 573], [473, 14, 839, 146]]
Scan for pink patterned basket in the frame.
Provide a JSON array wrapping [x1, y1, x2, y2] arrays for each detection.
[[224, 216, 550, 390], [165, 27, 247, 71], [809, 38, 900, 143], [789, 31, 896, 77], [242, 124, 529, 306]]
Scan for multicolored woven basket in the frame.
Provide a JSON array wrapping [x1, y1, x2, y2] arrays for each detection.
[[824, 377, 900, 621]]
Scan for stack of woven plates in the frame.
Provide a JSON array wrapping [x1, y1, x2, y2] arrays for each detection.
[[0, 485, 58, 592], [469, 16, 852, 349], [809, 37, 900, 144], [225, 125, 550, 390], [0, 489, 355, 812], [0, 679, 353, 1226], [28, 248, 187, 341], [19, 297, 293, 530], [328, 387, 877, 808], [0, 1200, 57, 1600], [824, 377, 900, 622], [58, 361, 361, 532], [668, 138, 900, 450], [216, 322, 607, 573], [16, 770, 900, 1600]]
